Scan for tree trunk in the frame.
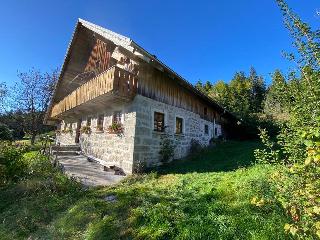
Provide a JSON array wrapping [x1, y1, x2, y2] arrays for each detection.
[[31, 133, 36, 145]]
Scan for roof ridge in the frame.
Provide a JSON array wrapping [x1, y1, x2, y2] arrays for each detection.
[[78, 18, 132, 46]]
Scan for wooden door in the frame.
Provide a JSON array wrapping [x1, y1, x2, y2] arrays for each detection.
[[75, 119, 81, 143]]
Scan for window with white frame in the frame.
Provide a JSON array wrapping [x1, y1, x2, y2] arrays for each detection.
[[112, 111, 122, 124]]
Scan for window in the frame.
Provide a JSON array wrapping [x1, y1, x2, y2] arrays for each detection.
[[204, 124, 209, 134], [175, 117, 183, 134], [87, 117, 91, 126], [112, 111, 122, 124], [215, 127, 217, 136], [97, 114, 104, 127], [154, 112, 165, 132]]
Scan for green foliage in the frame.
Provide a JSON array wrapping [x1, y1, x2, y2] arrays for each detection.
[[255, 1, 320, 238], [0, 124, 13, 141], [195, 80, 212, 95], [0, 141, 290, 239], [254, 128, 281, 164], [0, 142, 27, 183], [263, 70, 290, 122], [159, 133, 176, 163], [189, 138, 203, 155], [197, 67, 271, 138], [0, 142, 50, 184], [205, 67, 267, 120], [80, 126, 91, 134], [0, 149, 82, 239], [268, 126, 320, 239], [107, 122, 124, 134]]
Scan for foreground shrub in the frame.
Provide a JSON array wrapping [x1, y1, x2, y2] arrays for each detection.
[[189, 138, 203, 154], [159, 133, 176, 163], [0, 142, 50, 184], [254, 1, 320, 238], [270, 126, 320, 238], [0, 142, 26, 183]]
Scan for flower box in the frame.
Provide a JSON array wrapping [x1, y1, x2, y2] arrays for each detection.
[[106, 123, 124, 135], [80, 126, 91, 134]]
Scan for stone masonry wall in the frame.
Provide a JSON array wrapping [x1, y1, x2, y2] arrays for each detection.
[[56, 94, 221, 173], [56, 122, 77, 145], [132, 95, 216, 168], [56, 102, 136, 174]]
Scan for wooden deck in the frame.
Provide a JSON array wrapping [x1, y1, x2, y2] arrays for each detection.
[[50, 66, 137, 118]]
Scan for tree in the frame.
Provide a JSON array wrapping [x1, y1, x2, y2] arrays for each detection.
[[208, 80, 230, 108], [0, 83, 8, 113], [12, 68, 58, 144], [255, 1, 320, 238], [248, 67, 266, 113], [0, 110, 25, 139], [263, 70, 289, 121], [0, 123, 13, 141], [195, 80, 212, 95], [228, 72, 252, 118]]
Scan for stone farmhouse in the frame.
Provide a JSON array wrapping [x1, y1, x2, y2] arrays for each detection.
[[45, 19, 237, 174]]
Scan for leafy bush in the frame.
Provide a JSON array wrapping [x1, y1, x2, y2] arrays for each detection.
[[0, 124, 13, 141], [189, 138, 203, 154], [159, 133, 176, 163], [0, 142, 51, 184], [254, 1, 320, 238], [254, 128, 281, 164], [0, 142, 27, 183]]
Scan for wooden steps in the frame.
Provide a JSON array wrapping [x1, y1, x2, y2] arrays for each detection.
[[51, 145, 81, 156]]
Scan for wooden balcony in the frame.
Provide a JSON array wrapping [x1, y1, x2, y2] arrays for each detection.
[[50, 66, 137, 119]]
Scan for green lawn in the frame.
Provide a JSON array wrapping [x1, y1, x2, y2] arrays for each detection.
[[0, 141, 291, 240]]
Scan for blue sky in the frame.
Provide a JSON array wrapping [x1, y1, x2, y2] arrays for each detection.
[[0, 1, 319, 87]]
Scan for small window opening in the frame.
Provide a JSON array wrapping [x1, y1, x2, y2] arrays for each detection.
[[154, 112, 165, 132], [112, 111, 122, 124], [176, 117, 183, 134], [204, 124, 209, 134], [97, 115, 104, 127], [87, 117, 91, 126]]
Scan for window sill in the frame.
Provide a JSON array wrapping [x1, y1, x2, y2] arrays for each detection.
[[152, 131, 166, 135], [174, 133, 185, 137]]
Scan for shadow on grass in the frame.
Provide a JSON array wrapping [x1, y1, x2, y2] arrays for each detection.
[[153, 140, 263, 174]]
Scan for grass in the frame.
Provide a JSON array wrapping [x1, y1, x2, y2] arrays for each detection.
[[0, 141, 291, 240]]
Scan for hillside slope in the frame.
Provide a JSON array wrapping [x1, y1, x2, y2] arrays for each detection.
[[0, 141, 290, 240]]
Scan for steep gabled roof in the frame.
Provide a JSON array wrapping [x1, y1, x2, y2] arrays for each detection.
[[45, 19, 237, 124], [78, 19, 134, 52]]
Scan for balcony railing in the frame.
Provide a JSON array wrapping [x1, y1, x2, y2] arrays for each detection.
[[50, 66, 137, 118]]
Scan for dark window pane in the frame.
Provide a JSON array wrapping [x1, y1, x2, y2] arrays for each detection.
[[176, 117, 183, 134], [97, 115, 104, 126], [112, 111, 122, 124], [87, 117, 91, 126], [204, 124, 208, 134], [154, 112, 165, 132]]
